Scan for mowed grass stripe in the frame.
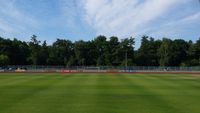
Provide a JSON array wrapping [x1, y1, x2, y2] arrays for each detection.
[[136, 74, 187, 113], [145, 74, 200, 112], [60, 74, 99, 113], [0, 74, 74, 113], [0, 73, 200, 113], [0, 73, 66, 87], [40, 74, 99, 113], [130, 74, 200, 113], [1, 74, 99, 113], [0, 75, 48, 112], [118, 74, 184, 113], [143, 74, 200, 95], [0, 74, 48, 103], [0, 74, 47, 87], [85, 74, 151, 113], [28, 74, 82, 113], [93, 74, 124, 113], [0, 73, 37, 86]]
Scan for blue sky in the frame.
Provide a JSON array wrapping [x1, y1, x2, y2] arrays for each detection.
[[0, 0, 200, 48]]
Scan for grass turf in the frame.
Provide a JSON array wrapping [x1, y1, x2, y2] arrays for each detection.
[[0, 73, 200, 113]]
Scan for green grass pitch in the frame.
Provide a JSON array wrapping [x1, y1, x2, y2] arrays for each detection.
[[0, 73, 200, 113]]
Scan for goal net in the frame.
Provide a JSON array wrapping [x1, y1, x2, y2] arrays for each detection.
[[82, 67, 101, 72]]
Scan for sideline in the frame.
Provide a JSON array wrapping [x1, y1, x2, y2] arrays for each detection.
[[0, 71, 200, 75]]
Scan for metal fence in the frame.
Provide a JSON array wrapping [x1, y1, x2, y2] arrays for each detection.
[[0, 65, 200, 73]]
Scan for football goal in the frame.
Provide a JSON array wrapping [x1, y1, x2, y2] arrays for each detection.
[[82, 67, 101, 72]]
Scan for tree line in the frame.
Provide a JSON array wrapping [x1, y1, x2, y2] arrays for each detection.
[[0, 35, 199, 66]]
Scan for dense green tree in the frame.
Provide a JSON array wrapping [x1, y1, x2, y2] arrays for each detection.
[[171, 39, 190, 66], [119, 37, 135, 66], [0, 54, 9, 66], [135, 36, 161, 66], [184, 38, 200, 66], [158, 38, 173, 66], [74, 40, 93, 66], [11, 39, 30, 65], [47, 39, 73, 65], [28, 35, 41, 65], [38, 41, 49, 65], [0, 37, 12, 61], [93, 35, 108, 66], [108, 36, 120, 66], [0, 35, 199, 67]]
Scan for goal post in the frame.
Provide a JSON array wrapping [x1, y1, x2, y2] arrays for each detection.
[[82, 67, 101, 72]]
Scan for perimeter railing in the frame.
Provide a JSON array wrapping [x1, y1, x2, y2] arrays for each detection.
[[0, 65, 200, 73]]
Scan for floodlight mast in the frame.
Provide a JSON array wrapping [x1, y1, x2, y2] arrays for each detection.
[[125, 50, 127, 70]]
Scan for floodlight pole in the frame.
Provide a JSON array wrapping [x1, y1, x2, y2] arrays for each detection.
[[125, 50, 127, 71]]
